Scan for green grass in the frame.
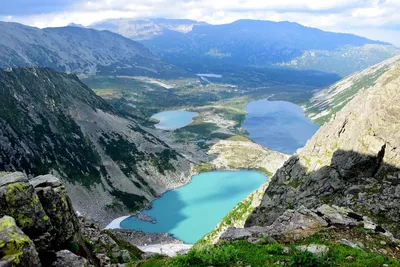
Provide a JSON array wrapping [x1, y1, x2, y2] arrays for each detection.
[[139, 228, 400, 267], [226, 135, 252, 142]]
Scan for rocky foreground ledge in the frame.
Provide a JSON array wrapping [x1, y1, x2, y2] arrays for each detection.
[[1, 172, 400, 266], [0, 172, 153, 266]]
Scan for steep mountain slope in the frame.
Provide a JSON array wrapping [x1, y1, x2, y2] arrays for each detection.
[[0, 21, 185, 77], [305, 56, 400, 125], [247, 63, 400, 236], [94, 19, 399, 76], [0, 67, 191, 223]]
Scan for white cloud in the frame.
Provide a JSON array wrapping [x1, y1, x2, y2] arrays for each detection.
[[1, 0, 399, 45]]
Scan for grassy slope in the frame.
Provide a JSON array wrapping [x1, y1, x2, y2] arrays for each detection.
[[137, 226, 400, 266]]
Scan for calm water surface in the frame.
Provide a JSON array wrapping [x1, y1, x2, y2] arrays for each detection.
[[121, 171, 266, 244], [242, 99, 319, 154], [151, 110, 197, 130]]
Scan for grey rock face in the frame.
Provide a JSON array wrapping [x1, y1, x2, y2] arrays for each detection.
[[221, 206, 328, 242], [51, 250, 89, 267], [0, 173, 28, 187], [247, 64, 400, 236], [30, 175, 81, 250], [0, 173, 86, 264], [222, 205, 393, 244], [305, 56, 400, 124], [0, 173, 52, 241], [0, 216, 41, 267]]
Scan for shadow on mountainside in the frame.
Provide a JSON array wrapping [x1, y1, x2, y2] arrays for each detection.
[[246, 149, 400, 238]]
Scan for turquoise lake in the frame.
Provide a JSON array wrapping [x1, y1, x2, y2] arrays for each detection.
[[120, 171, 266, 244], [151, 110, 197, 130], [242, 99, 319, 154]]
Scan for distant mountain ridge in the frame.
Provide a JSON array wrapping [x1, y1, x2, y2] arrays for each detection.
[[91, 18, 400, 76], [0, 21, 186, 77]]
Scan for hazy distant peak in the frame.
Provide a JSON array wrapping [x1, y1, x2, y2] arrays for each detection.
[[67, 23, 86, 28]]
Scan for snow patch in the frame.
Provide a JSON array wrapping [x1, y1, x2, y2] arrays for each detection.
[[105, 215, 131, 229], [137, 243, 193, 257]]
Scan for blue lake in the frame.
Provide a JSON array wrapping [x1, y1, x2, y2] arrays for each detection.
[[242, 99, 319, 154], [120, 171, 266, 244], [151, 110, 198, 130]]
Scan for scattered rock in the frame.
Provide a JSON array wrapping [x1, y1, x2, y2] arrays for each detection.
[[381, 241, 387, 246], [96, 254, 110, 265], [283, 247, 290, 254], [120, 249, 131, 263], [364, 221, 377, 231], [316, 205, 362, 226], [356, 242, 365, 249], [51, 250, 89, 267], [337, 239, 362, 249], [296, 244, 329, 256]]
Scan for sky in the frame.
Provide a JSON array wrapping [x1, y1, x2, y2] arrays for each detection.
[[1, 0, 400, 46]]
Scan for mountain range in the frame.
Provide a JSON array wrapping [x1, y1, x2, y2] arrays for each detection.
[[91, 18, 400, 76], [0, 21, 186, 77]]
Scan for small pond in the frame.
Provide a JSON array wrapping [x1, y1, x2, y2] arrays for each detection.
[[151, 110, 198, 130]]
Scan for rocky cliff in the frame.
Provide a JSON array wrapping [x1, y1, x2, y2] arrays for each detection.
[[0, 172, 146, 266], [0, 67, 191, 223], [247, 61, 400, 237]]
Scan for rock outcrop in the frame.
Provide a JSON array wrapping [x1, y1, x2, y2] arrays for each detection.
[[247, 59, 400, 237], [0, 216, 41, 267], [0, 172, 147, 266], [222, 205, 396, 244], [51, 250, 89, 267]]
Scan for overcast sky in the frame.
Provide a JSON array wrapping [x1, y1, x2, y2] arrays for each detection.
[[1, 0, 400, 45]]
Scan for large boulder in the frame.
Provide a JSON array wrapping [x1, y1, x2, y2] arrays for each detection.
[[30, 175, 81, 249], [51, 250, 89, 267], [0, 173, 52, 247], [0, 216, 41, 267]]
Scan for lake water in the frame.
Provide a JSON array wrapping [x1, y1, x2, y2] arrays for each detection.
[[196, 73, 222, 78], [120, 171, 267, 244], [242, 99, 319, 154], [151, 110, 198, 130]]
